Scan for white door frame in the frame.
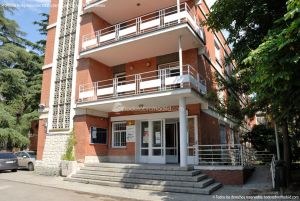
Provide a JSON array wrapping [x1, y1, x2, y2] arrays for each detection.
[[165, 120, 179, 164], [187, 115, 199, 165], [139, 119, 165, 164]]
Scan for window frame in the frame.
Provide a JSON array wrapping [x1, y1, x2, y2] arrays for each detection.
[[90, 127, 108, 145], [112, 122, 127, 148], [214, 38, 222, 63]]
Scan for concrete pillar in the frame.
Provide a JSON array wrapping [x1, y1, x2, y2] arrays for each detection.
[[177, 0, 180, 23], [179, 36, 183, 75], [179, 97, 187, 167]]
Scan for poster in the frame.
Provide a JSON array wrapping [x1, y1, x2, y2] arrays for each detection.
[[143, 128, 149, 144], [126, 125, 136, 142], [155, 132, 161, 144]]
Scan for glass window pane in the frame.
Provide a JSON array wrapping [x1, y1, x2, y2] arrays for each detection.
[[153, 149, 162, 156], [153, 121, 162, 147], [141, 149, 148, 156], [141, 122, 149, 148]]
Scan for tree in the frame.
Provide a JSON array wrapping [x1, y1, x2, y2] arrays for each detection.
[[205, 0, 300, 184], [0, 7, 46, 150], [33, 13, 49, 54]]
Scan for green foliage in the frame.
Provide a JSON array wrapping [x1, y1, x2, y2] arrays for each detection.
[[243, 0, 300, 121], [61, 129, 77, 161], [0, 8, 46, 149], [33, 13, 49, 54], [243, 125, 276, 153], [205, 0, 300, 173]]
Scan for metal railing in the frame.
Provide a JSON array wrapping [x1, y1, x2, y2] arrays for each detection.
[[81, 3, 203, 51], [195, 144, 276, 167], [78, 64, 207, 103], [243, 149, 275, 165], [270, 155, 276, 188], [196, 144, 244, 166], [84, 0, 103, 8]]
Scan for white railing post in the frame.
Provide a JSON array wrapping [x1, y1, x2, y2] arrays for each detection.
[[94, 82, 97, 101], [97, 30, 101, 46], [240, 145, 244, 166], [135, 74, 139, 94], [115, 24, 120, 40], [136, 18, 140, 35], [113, 78, 117, 97]]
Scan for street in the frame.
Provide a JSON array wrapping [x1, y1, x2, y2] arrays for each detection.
[[0, 179, 136, 201]]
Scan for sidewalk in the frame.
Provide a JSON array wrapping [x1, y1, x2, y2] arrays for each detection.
[[0, 170, 274, 201]]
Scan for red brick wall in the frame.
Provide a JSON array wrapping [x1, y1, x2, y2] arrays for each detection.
[[40, 68, 52, 107], [37, 119, 46, 160], [200, 111, 220, 144], [202, 170, 245, 185], [76, 58, 113, 100], [74, 115, 109, 162]]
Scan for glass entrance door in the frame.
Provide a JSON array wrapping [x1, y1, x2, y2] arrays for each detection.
[[165, 121, 178, 164], [139, 120, 164, 164]]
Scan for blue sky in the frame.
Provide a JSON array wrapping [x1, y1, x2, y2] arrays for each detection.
[[1, 0, 216, 44], [1, 0, 51, 43]]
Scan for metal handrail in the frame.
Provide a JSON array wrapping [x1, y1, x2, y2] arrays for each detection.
[[196, 144, 243, 166], [81, 2, 201, 50]]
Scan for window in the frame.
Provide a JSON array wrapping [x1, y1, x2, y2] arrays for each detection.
[[112, 122, 127, 147], [220, 124, 227, 144], [90, 127, 107, 144], [214, 38, 221, 63]]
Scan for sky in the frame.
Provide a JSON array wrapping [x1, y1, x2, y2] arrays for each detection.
[[1, 0, 51, 43], [1, 0, 217, 43]]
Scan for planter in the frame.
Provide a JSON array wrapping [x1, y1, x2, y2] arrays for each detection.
[[61, 160, 77, 177]]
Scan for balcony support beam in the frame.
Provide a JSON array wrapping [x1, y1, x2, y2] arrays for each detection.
[[179, 97, 188, 167]]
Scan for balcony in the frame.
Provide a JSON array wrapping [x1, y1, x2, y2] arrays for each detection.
[[77, 64, 207, 112], [80, 3, 204, 66], [83, 0, 187, 24]]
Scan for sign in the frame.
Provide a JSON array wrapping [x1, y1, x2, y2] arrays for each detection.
[[126, 125, 136, 142]]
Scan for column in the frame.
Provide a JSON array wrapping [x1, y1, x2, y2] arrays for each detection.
[[177, 0, 180, 23], [179, 36, 183, 75], [179, 97, 187, 167]]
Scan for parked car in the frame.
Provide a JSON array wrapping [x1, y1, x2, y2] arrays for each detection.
[[0, 152, 18, 172], [16, 151, 36, 171]]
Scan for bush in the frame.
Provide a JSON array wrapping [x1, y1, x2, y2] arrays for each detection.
[[61, 129, 76, 161]]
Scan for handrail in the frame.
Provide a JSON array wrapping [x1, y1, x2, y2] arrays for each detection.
[[81, 2, 201, 51], [196, 144, 243, 166], [78, 64, 207, 103]]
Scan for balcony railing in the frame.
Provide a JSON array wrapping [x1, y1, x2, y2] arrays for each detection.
[[84, 0, 103, 8], [78, 64, 207, 103], [81, 3, 203, 51]]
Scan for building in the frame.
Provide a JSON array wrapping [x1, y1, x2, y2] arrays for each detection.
[[36, 0, 242, 182]]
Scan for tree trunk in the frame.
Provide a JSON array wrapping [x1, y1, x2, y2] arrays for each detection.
[[281, 120, 291, 185]]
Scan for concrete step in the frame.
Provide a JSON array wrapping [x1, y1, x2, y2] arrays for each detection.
[[71, 173, 214, 188], [84, 163, 194, 171], [76, 170, 207, 182], [64, 177, 222, 195], [80, 166, 201, 176]]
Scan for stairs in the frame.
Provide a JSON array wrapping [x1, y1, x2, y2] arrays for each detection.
[[64, 163, 222, 195]]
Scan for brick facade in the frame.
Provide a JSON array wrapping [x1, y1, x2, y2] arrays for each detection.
[[37, 0, 238, 178]]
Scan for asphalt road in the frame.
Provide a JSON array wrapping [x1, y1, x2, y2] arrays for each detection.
[[0, 179, 136, 201]]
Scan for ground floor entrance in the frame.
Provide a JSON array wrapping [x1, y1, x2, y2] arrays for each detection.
[[137, 115, 198, 164]]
